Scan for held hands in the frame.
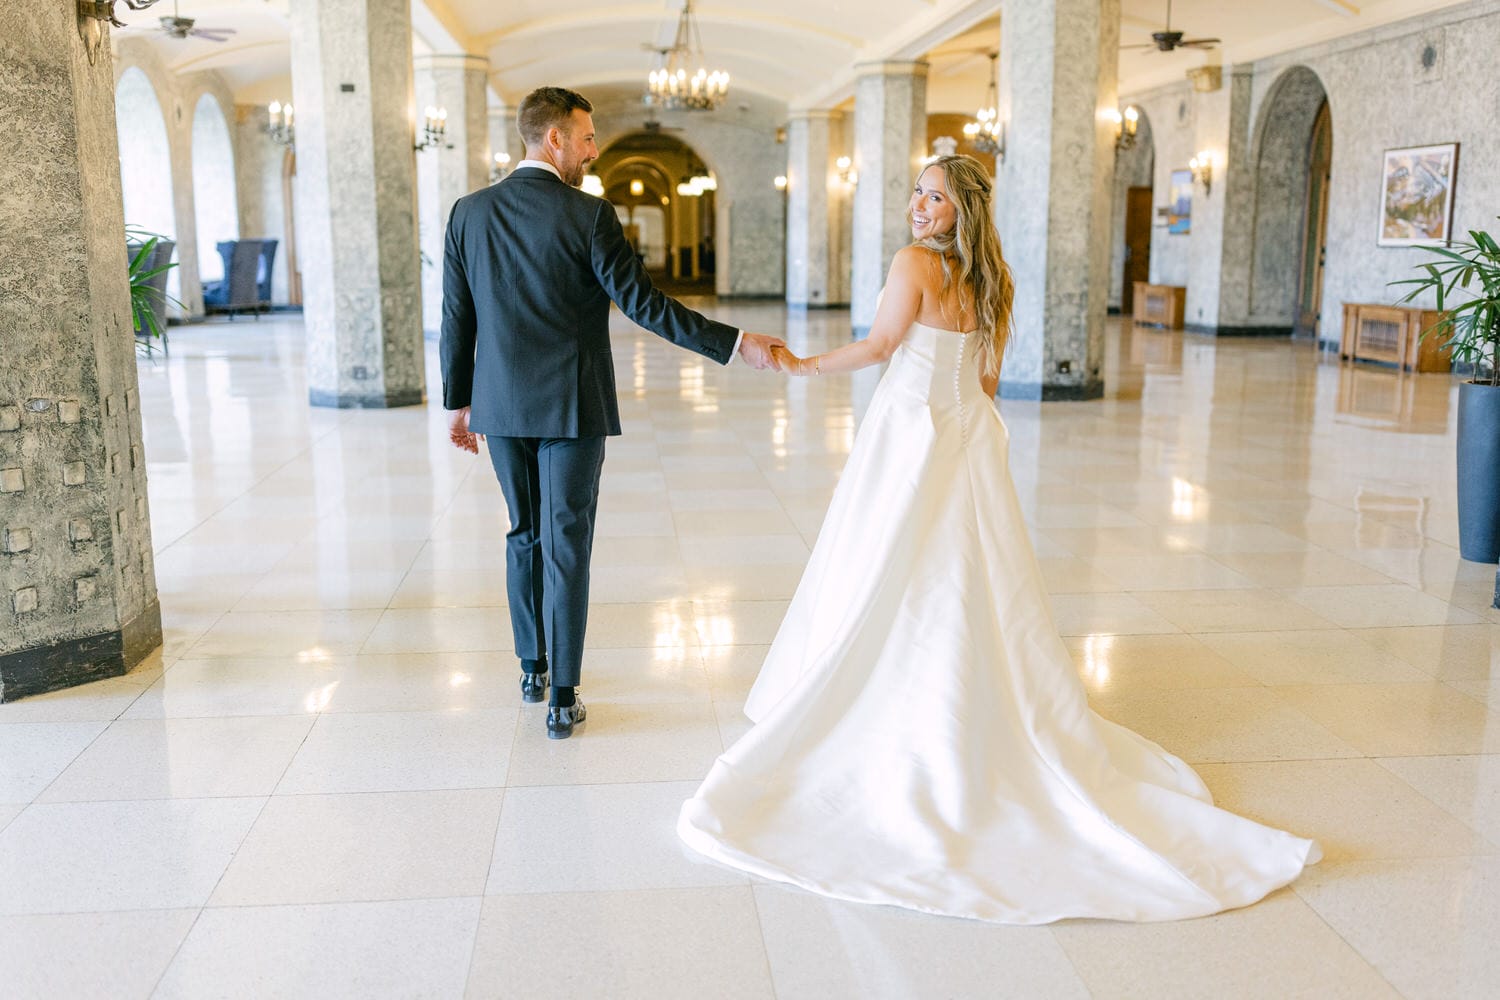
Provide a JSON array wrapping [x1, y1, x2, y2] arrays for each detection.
[[446, 406, 481, 455], [738, 332, 788, 371], [771, 345, 817, 376]]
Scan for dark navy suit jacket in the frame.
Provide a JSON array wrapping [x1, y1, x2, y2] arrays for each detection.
[[439, 166, 739, 438]]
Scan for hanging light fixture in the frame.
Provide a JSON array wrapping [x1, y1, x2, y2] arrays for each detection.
[[645, 1, 730, 112], [963, 52, 1005, 159]]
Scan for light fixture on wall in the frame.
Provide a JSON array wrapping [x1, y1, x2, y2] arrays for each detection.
[[963, 52, 1005, 160], [675, 174, 717, 197], [265, 101, 294, 149], [1108, 105, 1140, 151], [1189, 150, 1214, 195], [581, 174, 604, 197], [645, 1, 730, 112], [629, 179, 645, 197], [77, 0, 163, 65], [835, 155, 857, 187], [490, 152, 510, 184], [773, 175, 788, 192], [414, 106, 450, 152]]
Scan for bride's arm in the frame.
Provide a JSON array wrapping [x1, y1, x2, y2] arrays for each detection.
[[778, 250, 925, 376]]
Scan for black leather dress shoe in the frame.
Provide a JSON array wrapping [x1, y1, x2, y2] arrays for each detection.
[[520, 660, 548, 703], [546, 699, 587, 740]]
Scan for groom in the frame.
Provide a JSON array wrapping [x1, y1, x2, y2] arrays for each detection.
[[439, 86, 784, 739]]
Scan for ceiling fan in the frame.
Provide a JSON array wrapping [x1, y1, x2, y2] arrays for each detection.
[[1122, 0, 1219, 53], [156, 0, 237, 42]]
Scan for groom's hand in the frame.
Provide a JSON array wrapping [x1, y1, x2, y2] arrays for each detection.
[[446, 406, 480, 455], [738, 332, 786, 371]]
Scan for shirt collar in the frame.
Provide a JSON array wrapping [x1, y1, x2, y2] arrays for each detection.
[[516, 159, 562, 180]]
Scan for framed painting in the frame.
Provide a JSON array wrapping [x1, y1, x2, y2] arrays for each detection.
[[1379, 143, 1459, 246], [1166, 169, 1192, 235]]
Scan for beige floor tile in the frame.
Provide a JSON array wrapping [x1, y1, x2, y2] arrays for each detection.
[[0, 910, 199, 1000], [1281, 583, 1483, 628], [506, 701, 724, 786], [684, 564, 806, 601], [1089, 687, 1361, 763], [1195, 629, 1432, 686], [187, 609, 384, 659], [1134, 588, 1339, 633], [587, 564, 694, 603], [1037, 556, 1128, 594], [312, 651, 522, 714], [1090, 553, 1256, 591], [0, 722, 109, 803], [155, 899, 481, 1000], [1294, 857, 1500, 1000], [754, 884, 1088, 999], [386, 569, 508, 608], [0, 798, 265, 914], [1377, 754, 1500, 847], [575, 601, 699, 648], [0, 802, 23, 834], [578, 646, 711, 704], [678, 534, 810, 567], [1048, 593, 1182, 636], [40, 716, 314, 802], [701, 644, 772, 700], [211, 789, 503, 906], [487, 782, 745, 894], [360, 606, 513, 654], [1448, 676, 1500, 708], [232, 569, 408, 611], [1348, 624, 1500, 681], [1052, 890, 1397, 1000], [1196, 548, 1395, 588], [276, 709, 516, 794], [1275, 682, 1500, 756], [673, 508, 799, 536], [123, 657, 346, 719], [465, 888, 773, 999], [1196, 758, 1496, 862], [0, 674, 155, 725], [1063, 634, 1260, 694], [692, 600, 792, 646]]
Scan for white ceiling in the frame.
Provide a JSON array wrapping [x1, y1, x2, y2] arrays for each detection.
[[110, 0, 1473, 112]]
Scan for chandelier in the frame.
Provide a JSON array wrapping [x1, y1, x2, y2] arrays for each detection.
[[963, 52, 1004, 158], [645, 1, 729, 112]]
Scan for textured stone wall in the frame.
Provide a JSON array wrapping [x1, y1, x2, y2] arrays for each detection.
[[0, 5, 160, 699], [996, 0, 1119, 398], [233, 104, 294, 305], [786, 111, 854, 308], [1124, 0, 1500, 339], [292, 0, 426, 408], [851, 62, 928, 329], [1108, 112, 1156, 310]]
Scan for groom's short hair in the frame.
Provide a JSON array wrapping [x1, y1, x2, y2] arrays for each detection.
[[518, 87, 593, 146]]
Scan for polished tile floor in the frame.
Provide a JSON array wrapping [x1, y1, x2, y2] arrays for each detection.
[[3, 303, 1498, 999]]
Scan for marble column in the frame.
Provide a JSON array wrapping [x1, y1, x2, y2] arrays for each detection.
[[1184, 67, 1255, 333], [291, 0, 425, 408], [489, 106, 522, 173], [785, 111, 849, 308], [0, 5, 161, 700], [996, 0, 1120, 400], [851, 61, 928, 331], [415, 54, 489, 335]]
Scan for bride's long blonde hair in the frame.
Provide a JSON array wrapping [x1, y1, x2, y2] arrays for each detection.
[[910, 155, 1015, 379]]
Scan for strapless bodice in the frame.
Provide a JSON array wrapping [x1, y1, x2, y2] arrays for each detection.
[[882, 322, 987, 423]]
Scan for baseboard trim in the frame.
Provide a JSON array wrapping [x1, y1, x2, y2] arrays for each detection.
[[1183, 323, 1294, 338], [999, 378, 1105, 401], [309, 388, 426, 409], [0, 600, 161, 703]]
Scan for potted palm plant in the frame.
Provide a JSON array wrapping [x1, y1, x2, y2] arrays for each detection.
[[127, 225, 179, 354], [1392, 222, 1500, 563]]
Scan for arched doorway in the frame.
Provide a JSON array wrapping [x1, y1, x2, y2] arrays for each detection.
[[1111, 109, 1156, 315], [191, 93, 238, 286], [1248, 66, 1332, 337], [115, 67, 179, 308], [594, 132, 716, 291]]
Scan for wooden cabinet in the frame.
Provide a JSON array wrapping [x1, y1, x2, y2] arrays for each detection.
[[1132, 283, 1187, 330], [1339, 303, 1451, 373]]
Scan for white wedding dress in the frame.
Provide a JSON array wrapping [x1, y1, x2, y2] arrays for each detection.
[[678, 321, 1320, 924]]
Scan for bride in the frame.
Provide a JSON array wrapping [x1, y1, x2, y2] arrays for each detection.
[[677, 154, 1320, 924]]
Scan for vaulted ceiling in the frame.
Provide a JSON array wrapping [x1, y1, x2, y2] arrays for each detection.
[[112, 0, 1472, 111]]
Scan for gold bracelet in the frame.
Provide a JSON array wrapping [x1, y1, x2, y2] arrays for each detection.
[[813, 355, 821, 375]]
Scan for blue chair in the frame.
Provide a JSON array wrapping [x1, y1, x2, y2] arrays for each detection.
[[204, 238, 278, 318]]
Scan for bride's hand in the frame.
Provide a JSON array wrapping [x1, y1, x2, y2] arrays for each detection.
[[771, 345, 813, 375]]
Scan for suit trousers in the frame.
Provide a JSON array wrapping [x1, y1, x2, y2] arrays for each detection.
[[487, 436, 607, 688]]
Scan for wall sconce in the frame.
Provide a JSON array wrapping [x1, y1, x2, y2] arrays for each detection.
[[629, 179, 645, 197], [835, 156, 857, 187], [773, 174, 788, 192], [1189, 151, 1214, 195], [77, 1, 162, 65], [414, 106, 450, 152], [1108, 105, 1139, 151], [265, 100, 294, 149], [489, 151, 510, 184], [676, 174, 716, 197]]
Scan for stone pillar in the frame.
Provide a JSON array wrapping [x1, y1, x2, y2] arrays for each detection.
[[416, 54, 488, 335], [0, 5, 161, 701], [291, 0, 425, 408], [1184, 67, 1255, 333], [851, 61, 928, 331], [489, 106, 522, 172], [996, 0, 1120, 400], [785, 111, 849, 308]]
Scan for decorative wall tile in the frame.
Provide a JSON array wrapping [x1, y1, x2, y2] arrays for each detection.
[[75, 576, 97, 603], [0, 468, 23, 493], [3, 528, 32, 554], [13, 587, 38, 615], [68, 518, 93, 543], [57, 400, 80, 424], [62, 461, 86, 486], [0, 406, 19, 432]]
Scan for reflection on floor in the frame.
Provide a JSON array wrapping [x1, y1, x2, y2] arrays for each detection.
[[1, 303, 1496, 999]]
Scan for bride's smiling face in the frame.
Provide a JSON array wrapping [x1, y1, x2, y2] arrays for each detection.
[[909, 167, 957, 240]]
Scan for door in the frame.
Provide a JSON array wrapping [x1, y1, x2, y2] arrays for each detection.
[[1295, 101, 1332, 338], [1121, 186, 1153, 314]]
